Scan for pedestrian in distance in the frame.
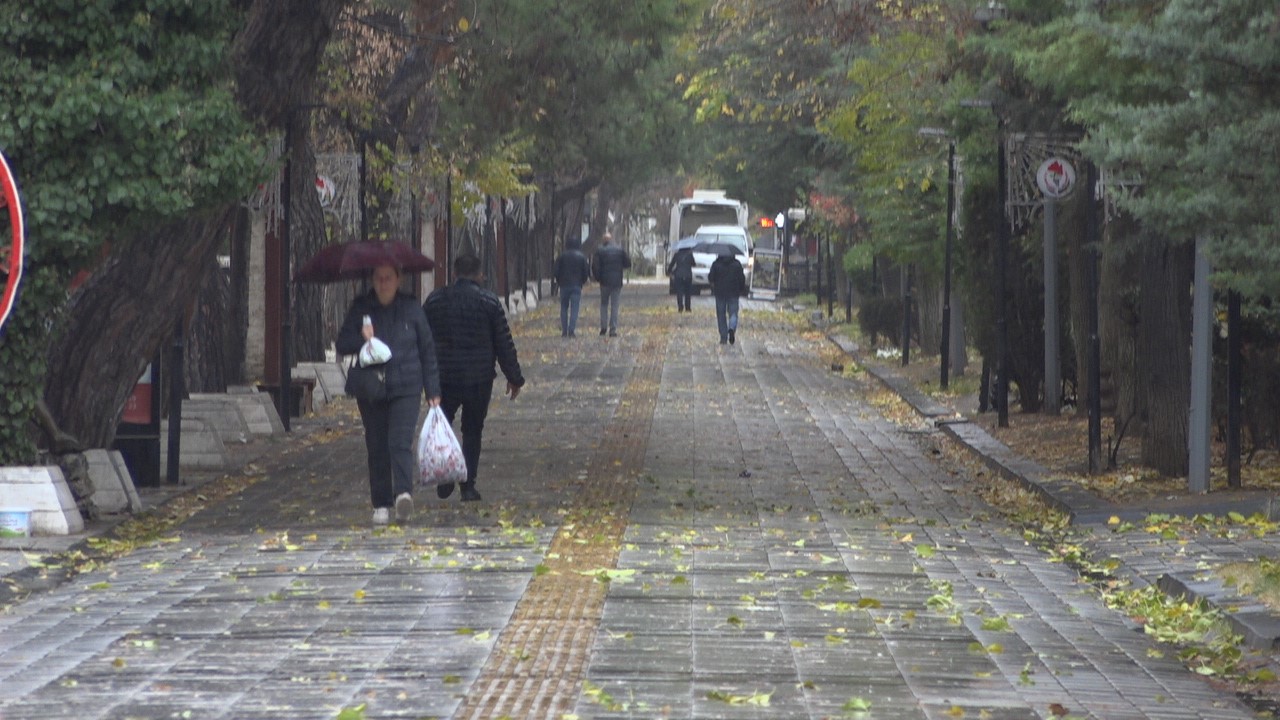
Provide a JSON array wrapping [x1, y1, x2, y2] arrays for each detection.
[[336, 263, 442, 526], [591, 232, 631, 337], [667, 245, 694, 313], [552, 236, 591, 337], [423, 255, 525, 502], [708, 251, 748, 345]]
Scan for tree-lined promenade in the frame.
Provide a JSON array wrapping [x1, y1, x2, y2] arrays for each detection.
[[1, 288, 1273, 719], [1, 1, 1279, 674]]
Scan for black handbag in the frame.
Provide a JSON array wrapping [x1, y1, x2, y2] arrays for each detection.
[[345, 361, 388, 401]]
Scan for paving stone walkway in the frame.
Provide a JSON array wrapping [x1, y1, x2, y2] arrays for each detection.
[[0, 284, 1261, 719]]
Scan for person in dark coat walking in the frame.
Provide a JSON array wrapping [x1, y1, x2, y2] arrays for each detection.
[[590, 232, 631, 337], [553, 237, 591, 337], [708, 252, 748, 345], [336, 264, 442, 525], [423, 255, 525, 502], [667, 246, 694, 312]]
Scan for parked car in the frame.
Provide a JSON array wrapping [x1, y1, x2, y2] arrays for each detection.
[[685, 225, 753, 292]]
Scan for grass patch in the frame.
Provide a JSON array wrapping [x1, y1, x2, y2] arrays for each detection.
[[1218, 557, 1280, 613]]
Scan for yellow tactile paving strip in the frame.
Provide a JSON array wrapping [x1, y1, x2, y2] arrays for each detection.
[[454, 324, 667, 719]]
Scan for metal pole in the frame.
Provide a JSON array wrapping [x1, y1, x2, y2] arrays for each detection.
[[1043, 198, 1060, 414], [780, 216, 788, 295], [845, 270, 853, 324], [1086, 162, 1102, 472], [359, 134, 368, 241], [940, 140, 955, 389], [1188, 234, 1212, 493], [165, 316, 183, 484], [995, 130, 1009, 428], [901, 263, 911, 366], [445, 171, 453, 284], [1227, 290, 1241, 488], [279, 114, 294, 432], [502, 198, 512, 306], [827, 232, 835, 319], [815, 229, 823, 306]]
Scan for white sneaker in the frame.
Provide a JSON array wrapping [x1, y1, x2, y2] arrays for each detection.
[[372, 507, 390, 525], [395, 493, 413, 522]]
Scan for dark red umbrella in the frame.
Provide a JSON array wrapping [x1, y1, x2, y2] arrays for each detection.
[[294, 240, 435, 283]]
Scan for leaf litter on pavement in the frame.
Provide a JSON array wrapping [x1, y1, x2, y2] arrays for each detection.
[[815, 314, 1280, 700]]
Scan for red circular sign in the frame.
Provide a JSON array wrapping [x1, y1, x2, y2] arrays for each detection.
[[0, 150, 23, 333]]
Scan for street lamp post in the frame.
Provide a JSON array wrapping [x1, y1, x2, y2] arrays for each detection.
[[942, 140, 956, 389], [995, 129, 1010, 428], [776, 212, 787, 293], [960, 99, 1009, 428], [918, 127, 957, 389], [901, 263, 912, 366]]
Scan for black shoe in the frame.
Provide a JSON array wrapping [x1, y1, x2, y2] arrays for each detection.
[[729, 329, 736, 345], [600, 328, 607, 336], [608, 330, 617, 337], [436, 482, 455, 499], [460, 482, 481, 502]]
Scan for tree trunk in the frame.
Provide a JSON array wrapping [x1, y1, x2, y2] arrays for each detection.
[[41, 0, 349, 447], [226, 206, 251, 384], [917, 274, 941, 361], [232, 0, 350, 128], [1065, 187, 1093, 415], [184, 256, 232, 394], [592, 182, 615, 247], [1138, 236, 1194, 476], [1006, 237, 1043, 413], [45, 210, 236, 448], [233, 0, 348, 365], [950, 297, 968, 378], [1098, 212, 1142, 424], [289, 123, 328, 363]]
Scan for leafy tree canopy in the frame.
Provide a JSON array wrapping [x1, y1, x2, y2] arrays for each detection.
[[437, 0, 703, 197], [0, 0, 264, 462], [1003, 0, 1280, 299]]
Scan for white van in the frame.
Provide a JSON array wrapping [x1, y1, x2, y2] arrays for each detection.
[[687, 224, 752, 292]]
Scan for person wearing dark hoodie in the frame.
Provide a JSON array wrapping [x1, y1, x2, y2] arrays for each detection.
[[708, 252, 747, 345], [335, 263, 441, 525], [423, 255, 525, 502], [553, 236, 591, 337]]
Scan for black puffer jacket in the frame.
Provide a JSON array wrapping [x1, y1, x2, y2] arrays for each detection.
[[423, 278, 525, 388], [336, 291, 441, 399], [591, 244, 631, 288], [554, 248, 591, 288], [709, 255, 747, 299]]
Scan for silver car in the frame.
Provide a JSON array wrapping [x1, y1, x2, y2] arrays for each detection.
[[686, 225, 753, 292]]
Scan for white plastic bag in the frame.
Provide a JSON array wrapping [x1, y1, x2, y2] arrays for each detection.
[[359, 337, 392, 366], [417, 406, 467, 487]]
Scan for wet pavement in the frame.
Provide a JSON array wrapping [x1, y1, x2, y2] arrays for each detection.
[[0, 283, 1272, 719]]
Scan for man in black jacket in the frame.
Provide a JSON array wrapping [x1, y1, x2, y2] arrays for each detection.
[[553, 236, 591, 337], [708, 252, 747, 345], [590, 232, 631, 337], [424, 255, 525, 501]]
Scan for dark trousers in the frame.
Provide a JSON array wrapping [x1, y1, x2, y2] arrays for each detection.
[[357, 393, 421, 508], [440, 379, 494, 483], [673, 276, 693, 311]]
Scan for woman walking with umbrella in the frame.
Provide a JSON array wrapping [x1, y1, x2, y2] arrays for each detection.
[[308, 242, 441, 525]]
